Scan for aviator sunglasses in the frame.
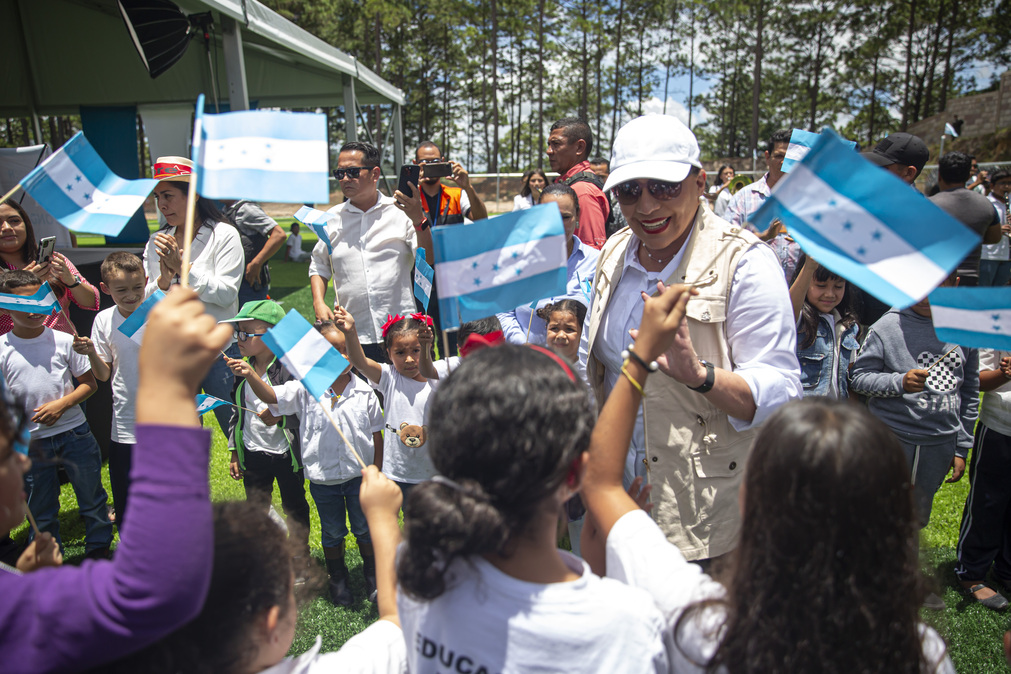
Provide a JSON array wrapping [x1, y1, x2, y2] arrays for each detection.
[[332, 166, 368, 180], [611, 179, 685, 206]]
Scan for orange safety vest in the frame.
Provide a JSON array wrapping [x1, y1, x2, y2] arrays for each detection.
[[424, 186, 465, 226]]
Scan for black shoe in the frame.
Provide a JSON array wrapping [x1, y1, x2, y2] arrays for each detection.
[[324, 553, 353, 606], [84, 547, 112, 561], [360, 541, 378, 603]]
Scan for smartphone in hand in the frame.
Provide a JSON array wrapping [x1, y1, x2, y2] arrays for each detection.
[[37, 237, 56, 266], [398, 164, 421, 198]]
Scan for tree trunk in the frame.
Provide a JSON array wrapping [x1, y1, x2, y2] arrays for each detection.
[[490, 0, 500, 172], [580, 0, 589, 120], [922, 0, 945, 118], [939, 0, 958, 113], [538, 0, 545, 161], [687, 3, 695, 127], [900, 0, 916, 129], [749, 0, 764, 156], [611, 0, 625, 146], [868, 52, 879, 145], [808, 15, 824, 131], [595, 2, 603, 148]]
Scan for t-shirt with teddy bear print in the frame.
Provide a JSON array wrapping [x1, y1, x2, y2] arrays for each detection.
[[372, 363, 439, 483]]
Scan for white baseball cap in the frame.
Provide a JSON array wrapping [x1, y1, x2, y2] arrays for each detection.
[[603, 115, 703, 192]]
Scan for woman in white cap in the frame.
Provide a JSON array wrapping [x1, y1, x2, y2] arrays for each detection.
[[584, 114, 801, 566], [144, 156, 244, 432]]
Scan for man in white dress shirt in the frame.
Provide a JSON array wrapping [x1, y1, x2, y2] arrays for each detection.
[[310, 141, 433, 361]]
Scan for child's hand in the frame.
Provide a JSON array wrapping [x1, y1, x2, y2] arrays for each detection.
[[902, 369, 928, 393], [229, 451, 243, 480], [225, 356, 254, 378], [32, 400, 67, 426], [634, 281, 697, 364], [333, 305, 355, 334], [259, 408, 281, 426], [359, 465, 402, 517], [1000, 356, 1011, 379], [16, 532, 63, 572], [626, 476, 654, 513], [418, 324, 434, 352], [946, 456, 966, 483], [73, 336, 96, 356]]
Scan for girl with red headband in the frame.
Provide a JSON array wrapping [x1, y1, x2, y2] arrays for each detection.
[[334, 307, 438, 499]]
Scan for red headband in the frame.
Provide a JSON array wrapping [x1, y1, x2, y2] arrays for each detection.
[[459, 330, 505, 358], [380, 314, 405, 338], [527, 344, 577, 382], [411, 312, 434, 328]]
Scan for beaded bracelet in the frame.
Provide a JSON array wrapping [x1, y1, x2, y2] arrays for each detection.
[[622, 345, 659, 372], [621, 363, 646, 398]]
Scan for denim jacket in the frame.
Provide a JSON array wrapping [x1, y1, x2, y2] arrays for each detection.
[[797, 312, 860, 398]]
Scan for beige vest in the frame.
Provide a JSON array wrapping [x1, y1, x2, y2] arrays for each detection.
[[587, 208, 761, 560]]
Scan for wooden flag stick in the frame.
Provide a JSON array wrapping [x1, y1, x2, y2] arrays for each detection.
[[316, 398, 367, 469], [926, 345, 960, 373], [24, 501, 41, 537], [179, 178, 199, 289], [524, 305, 536, 343], [0, 182, 22, 206], [329, 256, 340, 309]]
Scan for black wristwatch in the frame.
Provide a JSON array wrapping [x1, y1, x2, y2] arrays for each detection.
[[686, 359, 715, 393], [65, 274, 82, 289]]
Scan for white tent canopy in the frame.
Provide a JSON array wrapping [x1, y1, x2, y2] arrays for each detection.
[[1, 0, 405, 166]]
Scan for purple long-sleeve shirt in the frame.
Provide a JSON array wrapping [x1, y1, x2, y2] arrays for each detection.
[[0, 425, 213, 673]]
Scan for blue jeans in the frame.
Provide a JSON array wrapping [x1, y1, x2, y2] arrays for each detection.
[[309, 478, 369, 548], [238, 279, 269, 309], [25, 422, 112, 552], [202, 343, 241, 432], [979, 260, 1011, 287]]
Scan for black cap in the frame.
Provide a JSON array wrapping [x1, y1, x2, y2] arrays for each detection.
[[862, 132, 929, 174]]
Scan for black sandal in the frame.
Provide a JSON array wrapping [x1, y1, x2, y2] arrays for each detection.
[[962, 583, 1009, 610]]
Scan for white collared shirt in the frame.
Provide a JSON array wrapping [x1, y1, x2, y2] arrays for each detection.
[[588, 233, 800, 470], [143, 221, 244, 326], [309, 194, 418, 345], [273, 375, 383, 485]]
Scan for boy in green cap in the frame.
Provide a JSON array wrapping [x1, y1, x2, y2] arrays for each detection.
[[222, 300, 311, 565]]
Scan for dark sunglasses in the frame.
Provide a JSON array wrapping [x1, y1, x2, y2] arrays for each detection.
[[235, 330, 267, 342], [611, 179, 684, 206], [333, 167, 368, 180], [416, 158, 444, 165]]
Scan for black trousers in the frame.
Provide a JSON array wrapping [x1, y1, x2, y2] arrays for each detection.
[[243, 450, 311, 544], [954, 423, 1011, 583], [107, 441, 133, 528]]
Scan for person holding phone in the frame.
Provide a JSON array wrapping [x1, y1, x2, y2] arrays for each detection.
[[0, 199, 99, 337], [413, 141, 488, 226]]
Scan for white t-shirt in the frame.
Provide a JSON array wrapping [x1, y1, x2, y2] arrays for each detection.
[[398, 549, 669, 673], [372, 364, 437, 484], [605, 509, 956, 673], [261, 622, 407, 674], [274, 375, 383, 484], [242, 371, 289, 455], [432, 356, 461, 379], [91, 306, 140, 444], [0, 329, 90, 439], [287, 232, 303, 252]]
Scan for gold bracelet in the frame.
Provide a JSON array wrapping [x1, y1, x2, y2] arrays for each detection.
[[621, 362, 646, 398]]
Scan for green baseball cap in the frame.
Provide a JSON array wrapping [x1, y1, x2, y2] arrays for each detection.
[[220, 300, 286, 326]]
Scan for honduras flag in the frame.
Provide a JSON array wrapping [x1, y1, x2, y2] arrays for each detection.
[[929, 287, 1011, 350], [945, 122, 959, 138], [293, 205, 336, 255], [414, 248, 435, 311], [782, 128, 857, 174], [261, 309, 350, 401], [749, 128, 980, 309], [0, 282, 60, 314], [118, 290, 165, 345], [19, 132, 157, 236], [195, 394, 232, 416], [192, 94, 329, 203], [432, 203, 566, 331]]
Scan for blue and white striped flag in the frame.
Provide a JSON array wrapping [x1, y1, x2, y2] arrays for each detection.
[[929, 287, 1011, 350], [432, 203, 567, 331], [0, 282, 60, 315], [193, 94, 329, 203], [944, 122, 959, 138], [414, 248, 435, 311], [261, 309, 350, 401], [20, 132, 157, 236], [195, 394, 232, 416], [749, 128, 980, 309], [782, 128, 857, 174], [293, 206, 336, 255], [118, 290, 165, 345]]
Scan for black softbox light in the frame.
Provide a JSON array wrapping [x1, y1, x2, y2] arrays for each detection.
[[117, 0, 201, 78]]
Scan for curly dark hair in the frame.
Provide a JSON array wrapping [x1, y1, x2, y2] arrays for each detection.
[[793, 255, 860, 350], [536, 298, 587, 331], [380, 314, 428, 362], [397, 344, 594, 600], [99, 501, 297, 674], [676, 399, 933, 674]]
